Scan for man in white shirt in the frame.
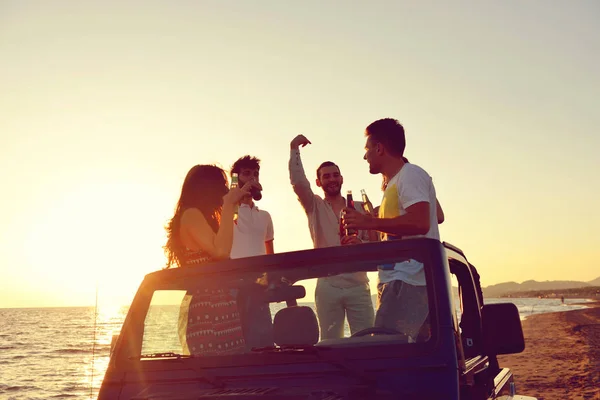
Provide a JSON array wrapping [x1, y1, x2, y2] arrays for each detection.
[[289, 135, 375, 340], [230, 155, 274, 349], [343, 118, 440, 342], [230, 156, 274, 259]]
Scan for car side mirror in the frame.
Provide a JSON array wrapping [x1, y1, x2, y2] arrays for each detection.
[[481, 303, 525, 355]]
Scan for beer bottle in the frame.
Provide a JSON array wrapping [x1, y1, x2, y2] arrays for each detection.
[[345, 190, 358, 236], [231, 173, 239, 222], [361, 189, 374, 215]]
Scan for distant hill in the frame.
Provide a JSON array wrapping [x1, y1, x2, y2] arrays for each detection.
[[588, 276, 600, 286], [482, 277, 600, 298]]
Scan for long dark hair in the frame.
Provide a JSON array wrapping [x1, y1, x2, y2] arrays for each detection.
[[164, 164, 229, 268]]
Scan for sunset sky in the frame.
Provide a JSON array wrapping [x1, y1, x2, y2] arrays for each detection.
[[1, 1, 598, 308]]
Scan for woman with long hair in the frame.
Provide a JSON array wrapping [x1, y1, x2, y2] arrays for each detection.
[[164, 164, 259, 356]]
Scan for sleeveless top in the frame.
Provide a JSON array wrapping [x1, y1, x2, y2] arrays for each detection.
[[178, 248, 246, 356]]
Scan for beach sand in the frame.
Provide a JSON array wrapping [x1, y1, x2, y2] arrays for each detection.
[[498, 301, 600, 400]]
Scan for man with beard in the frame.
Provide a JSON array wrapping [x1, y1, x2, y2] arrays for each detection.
[[289, 134, 374, 340], [230, 155, 274, 259], [342, 118, 440, 343], [230, 155, 275, 350]]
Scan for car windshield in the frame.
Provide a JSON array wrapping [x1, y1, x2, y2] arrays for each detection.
[[136, 242, 435, 359]]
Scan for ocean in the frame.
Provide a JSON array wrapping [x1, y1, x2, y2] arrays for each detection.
[[0, 298, 591, 400]]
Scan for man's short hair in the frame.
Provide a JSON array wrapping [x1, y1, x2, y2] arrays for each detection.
[[231, 155, 261, 177], [365, 118, 406, 157], [316, 161, 340, 180]]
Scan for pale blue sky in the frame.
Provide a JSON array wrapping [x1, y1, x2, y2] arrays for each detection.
[[1, 1, 598, 308]]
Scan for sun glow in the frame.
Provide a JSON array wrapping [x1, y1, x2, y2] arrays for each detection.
[[22, 180, 171, 308], [1, 1, 599, 311]]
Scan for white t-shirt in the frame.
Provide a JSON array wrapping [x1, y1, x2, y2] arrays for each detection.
[[377, 163, 440, 286], [230, 203, 274, 259]]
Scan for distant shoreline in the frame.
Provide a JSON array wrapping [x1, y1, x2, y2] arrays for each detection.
[[488, 286, 600, 300]]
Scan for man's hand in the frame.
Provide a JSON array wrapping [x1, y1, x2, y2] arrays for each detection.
[[342, 207, 375, 231], [341, 235, 363, 245], [291, 134, 312, 150]]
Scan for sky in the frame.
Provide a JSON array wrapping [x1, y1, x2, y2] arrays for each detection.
[[1, 1, 598, 308]]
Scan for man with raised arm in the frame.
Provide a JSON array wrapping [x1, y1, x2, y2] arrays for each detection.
[[289, 134, 374, 340]]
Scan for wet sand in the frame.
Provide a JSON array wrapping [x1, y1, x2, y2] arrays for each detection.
[[498, 301, 600, 400]]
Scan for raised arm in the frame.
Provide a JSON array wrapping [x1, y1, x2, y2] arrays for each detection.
[[289, 135, 316, 214]]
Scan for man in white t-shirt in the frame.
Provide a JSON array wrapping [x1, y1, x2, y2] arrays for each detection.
[[343, 118, 440, 342], [230, 155, 274, 350], [230, 155, 274, 258]]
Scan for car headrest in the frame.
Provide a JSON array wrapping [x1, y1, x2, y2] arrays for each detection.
[[273, 306, 319, 346], [265, 285, 306, 303]]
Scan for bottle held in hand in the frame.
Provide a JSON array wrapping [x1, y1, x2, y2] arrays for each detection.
[[250, 186, 262, 201], [345, 190, 358, 236], [361, 189, 374, 215], [231, 173, 239, 221]]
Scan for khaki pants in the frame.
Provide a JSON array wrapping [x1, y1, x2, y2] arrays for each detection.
[[315, 278, 375, 340]]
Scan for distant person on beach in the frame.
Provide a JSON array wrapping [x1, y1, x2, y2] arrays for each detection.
[[229, 155, 275, 350], [342, 118, 440, 342], [163, 164, 259, 356], [289, 134, 375, 340]]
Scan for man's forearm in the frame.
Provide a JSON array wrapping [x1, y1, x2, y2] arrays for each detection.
[[289, 148, 315, 212], [289, 148, 310, 186]]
